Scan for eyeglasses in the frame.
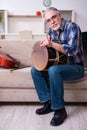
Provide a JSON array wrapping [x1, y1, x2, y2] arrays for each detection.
[[45, 15, 57, 24]]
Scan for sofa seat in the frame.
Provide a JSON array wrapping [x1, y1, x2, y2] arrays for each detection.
[[64, 70, 87, 102], [0, 39, 87, 102], [0, 67, 33, 88], [0, 67, 87, 102], [0, 67, 39, 102]]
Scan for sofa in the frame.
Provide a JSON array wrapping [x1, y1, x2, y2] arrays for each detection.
[[0, 37, 87, 102]]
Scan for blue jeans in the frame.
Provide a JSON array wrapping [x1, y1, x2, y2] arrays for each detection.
[[31, 64, 84, 110]]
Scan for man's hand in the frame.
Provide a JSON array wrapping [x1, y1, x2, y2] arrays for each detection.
[[40, 36, 52, 47]]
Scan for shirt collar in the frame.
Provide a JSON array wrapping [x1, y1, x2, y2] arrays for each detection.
[[59, 18, 66, 31]]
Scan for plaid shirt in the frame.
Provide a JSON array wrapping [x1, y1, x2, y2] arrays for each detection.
[[47, 18, 84, 64]]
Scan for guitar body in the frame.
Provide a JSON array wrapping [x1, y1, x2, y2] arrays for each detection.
[[0, 51, 20, 69]]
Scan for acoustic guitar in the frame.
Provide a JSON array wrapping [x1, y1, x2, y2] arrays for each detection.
[[0, 50, 20, 69]]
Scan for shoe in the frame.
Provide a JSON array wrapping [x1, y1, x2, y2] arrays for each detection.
[[36, 101, 53, 115], [50, 107, 67, 126]]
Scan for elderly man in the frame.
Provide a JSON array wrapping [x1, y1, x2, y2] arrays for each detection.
[[31, 7, 84, 126]]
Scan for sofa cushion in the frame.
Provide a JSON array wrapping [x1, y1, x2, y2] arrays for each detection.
[[0, 40, 38, 67], [0, 67, 34, 88]]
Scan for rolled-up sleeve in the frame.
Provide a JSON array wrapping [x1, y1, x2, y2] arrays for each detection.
[[62, 23, 79, 55]]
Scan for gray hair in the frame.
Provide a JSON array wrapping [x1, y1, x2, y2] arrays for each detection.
[[43, 7, 60, 17]]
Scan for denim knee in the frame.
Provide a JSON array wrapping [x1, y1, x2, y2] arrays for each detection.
[[48, 65, 60, 76], [31, 67, 37, 75]]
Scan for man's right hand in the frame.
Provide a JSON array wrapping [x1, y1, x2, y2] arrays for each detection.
[[40, 36, 52, 47]]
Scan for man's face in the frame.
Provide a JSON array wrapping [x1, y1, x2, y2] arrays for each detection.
[[44, 10, 62, 31]]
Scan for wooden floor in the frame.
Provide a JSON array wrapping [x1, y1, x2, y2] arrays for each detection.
[[0, 103, 87, 130]]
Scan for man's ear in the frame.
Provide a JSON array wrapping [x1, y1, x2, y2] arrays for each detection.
[[59, 13, 61, 18]]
